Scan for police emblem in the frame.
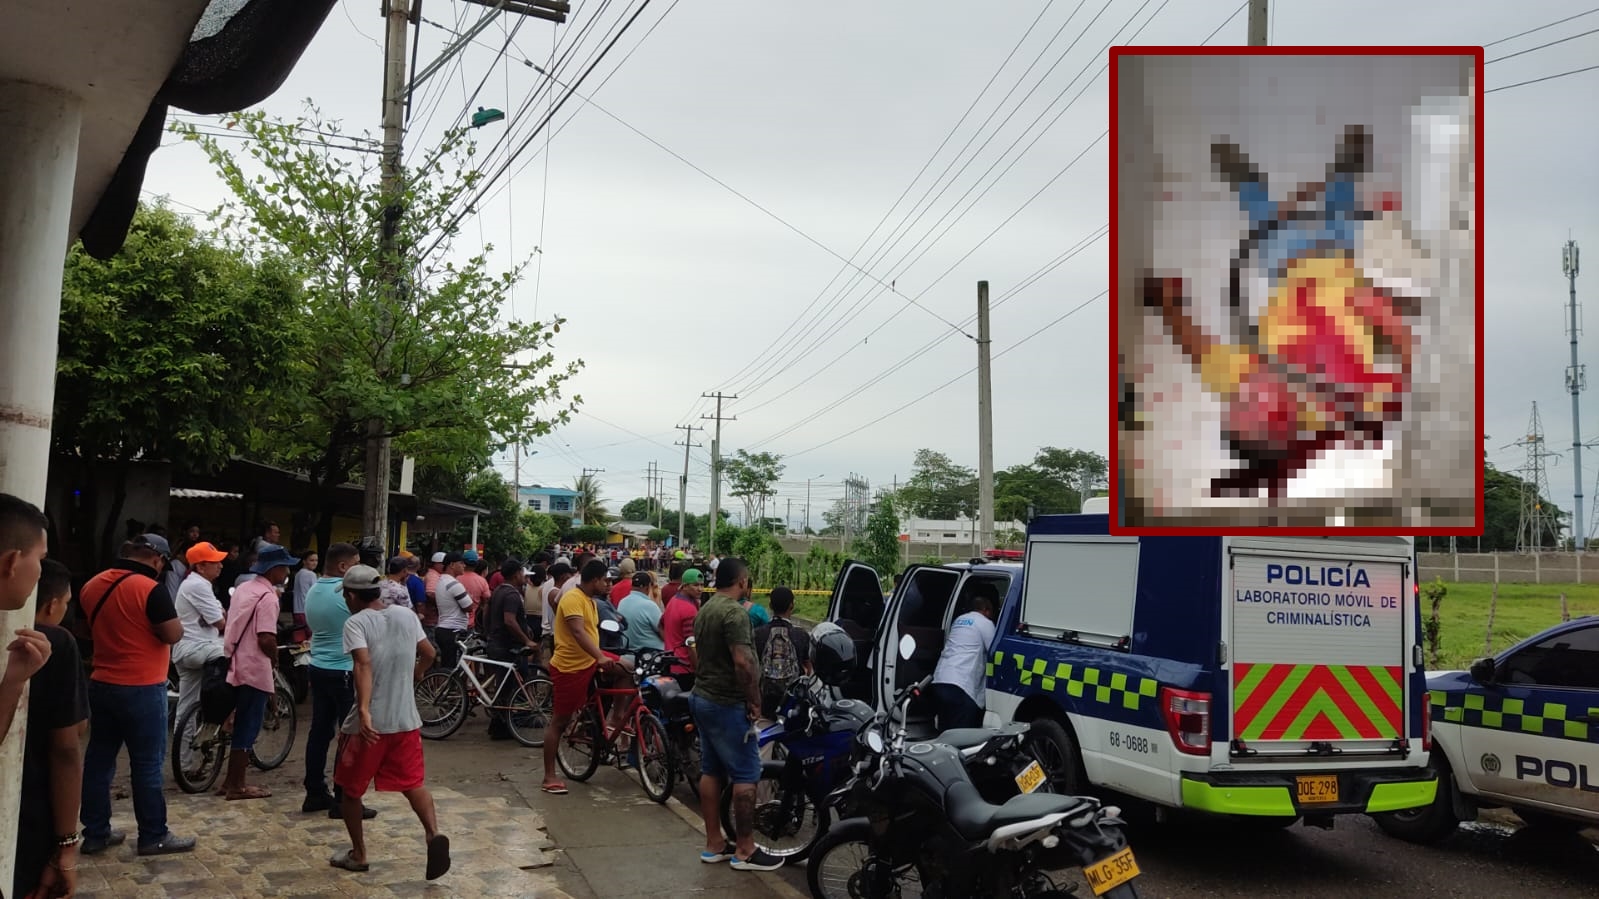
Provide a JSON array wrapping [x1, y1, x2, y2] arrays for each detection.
[[1481, 753, 1501, 775]]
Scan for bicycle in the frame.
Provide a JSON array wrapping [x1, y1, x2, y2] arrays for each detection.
[[171, 668, 298, 794], [415, 646, 553, 747], [554, 653, 675, 804]]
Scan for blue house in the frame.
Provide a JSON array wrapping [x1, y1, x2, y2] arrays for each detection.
[[519, 485, 583, 525]]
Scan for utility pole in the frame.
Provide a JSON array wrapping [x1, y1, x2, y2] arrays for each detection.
[[645, 461, 657, 522], [675, 424, 703, 548], [1565, 240, 1584, 551], [977, 280, 995, 553], [702, 392, 737, 553], [1247, 0, 1267, 45], [362, 0, 413, 546]]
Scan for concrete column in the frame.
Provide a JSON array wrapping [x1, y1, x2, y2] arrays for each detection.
[[0, 78, 84, 893]]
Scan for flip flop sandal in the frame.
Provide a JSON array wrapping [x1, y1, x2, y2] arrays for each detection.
[[426, 834, 451, 881], [226, 787, 272, 801], [541, 782, 569, 795], [329, 849, 370, 872]]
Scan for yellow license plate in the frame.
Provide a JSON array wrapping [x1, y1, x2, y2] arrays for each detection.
[[1296, 774, 1340, 804], [1014, 760, 1046, 794], [1083, 846, 1140, 896]]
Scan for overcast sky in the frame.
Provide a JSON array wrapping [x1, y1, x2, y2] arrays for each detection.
[[141, 0, 1599, 530]]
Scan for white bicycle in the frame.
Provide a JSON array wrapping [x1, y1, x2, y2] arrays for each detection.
[[415, 646, 553, 747]]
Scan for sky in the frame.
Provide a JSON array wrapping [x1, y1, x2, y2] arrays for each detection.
[[140, 0, 1599, 532]]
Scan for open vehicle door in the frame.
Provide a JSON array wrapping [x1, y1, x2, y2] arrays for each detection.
[[873, 564, 964, 714], [827, 560, 884, 703]]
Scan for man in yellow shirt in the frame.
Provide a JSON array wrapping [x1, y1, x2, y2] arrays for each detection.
[[541, 560, 623, 795]]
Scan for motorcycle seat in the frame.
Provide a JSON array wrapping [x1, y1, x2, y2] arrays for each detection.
[[653, 677, 692, 718], [920, 724, 1027, 752], [944, 779, 1092, 843]]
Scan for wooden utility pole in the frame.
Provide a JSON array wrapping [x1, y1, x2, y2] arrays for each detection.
[[1248, 0, 1267, 45], [676, 424, 703, 547], [702, 392, 737, 553], [977, 281, 995, 552]]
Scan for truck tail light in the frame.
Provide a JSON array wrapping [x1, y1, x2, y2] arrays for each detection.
[[1420, 691, 1431, 752], [1161, 687, 1211, 756]]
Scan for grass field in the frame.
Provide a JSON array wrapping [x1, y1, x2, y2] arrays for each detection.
[[778, 580, 1599, 670]]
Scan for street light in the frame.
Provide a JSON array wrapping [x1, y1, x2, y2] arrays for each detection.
[[806, 474, 827, 537]]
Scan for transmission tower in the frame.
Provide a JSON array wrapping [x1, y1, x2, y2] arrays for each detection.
[[1512, 402, 1562, 553]]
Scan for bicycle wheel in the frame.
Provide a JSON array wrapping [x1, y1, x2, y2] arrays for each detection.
[[417, 671, 468, 740], [557, 707, 603, 782], [506, 676, 554, 748], [636, 710, 675, 804], [171, 704, 226, 795], [249, 682, 296, 770]]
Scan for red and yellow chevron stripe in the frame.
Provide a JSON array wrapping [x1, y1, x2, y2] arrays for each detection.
[[1233, 663, 1403, 741]]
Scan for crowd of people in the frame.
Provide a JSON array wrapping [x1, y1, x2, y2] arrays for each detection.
[[0, 493, 845, 894]]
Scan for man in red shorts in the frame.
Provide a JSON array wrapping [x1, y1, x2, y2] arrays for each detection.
[[541, 559, 625, 794], [330, 565, 450, 880]]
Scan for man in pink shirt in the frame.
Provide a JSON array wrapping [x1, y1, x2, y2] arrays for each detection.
[[457, 552, 492, 630], [220, 543, 294, 800], [661, 569, 704, 675]]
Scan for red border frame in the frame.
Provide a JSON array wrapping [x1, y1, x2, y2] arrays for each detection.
[[1108, 45, 1485, 537]]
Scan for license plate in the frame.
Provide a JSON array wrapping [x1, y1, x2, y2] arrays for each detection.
[[1014, 760, 1046, 794], [1296, 774, 1339, 804], [1083, 846, 1140, 896]]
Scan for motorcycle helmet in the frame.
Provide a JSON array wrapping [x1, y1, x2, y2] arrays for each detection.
[[809, 621, 857, 687]]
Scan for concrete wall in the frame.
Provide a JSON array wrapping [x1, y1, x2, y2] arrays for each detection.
[[1418, 551, 1599, 584]]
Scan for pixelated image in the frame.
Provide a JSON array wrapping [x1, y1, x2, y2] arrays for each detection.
[[1116, 52, 1478, 530]]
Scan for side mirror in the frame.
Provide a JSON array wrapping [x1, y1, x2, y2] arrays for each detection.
[[898, 634, 917, 660], [599, 619, 622, 634], [1469, 657, 1495, 685]]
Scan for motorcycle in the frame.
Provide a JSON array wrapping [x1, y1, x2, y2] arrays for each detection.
[[807, 663, 1142, 899], [721, 659, 1060, 865], [635, 648, 703, 804]]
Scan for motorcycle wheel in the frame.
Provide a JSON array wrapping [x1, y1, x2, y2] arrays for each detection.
[[721, 761, 829, 864], [675, 732, 704, 805], [807, 819, 925, 899], [416, 671, 468, 740]]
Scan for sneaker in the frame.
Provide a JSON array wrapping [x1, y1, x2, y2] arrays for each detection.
[[731, 849, 783, 872], [137, 833, 197, 856], [699, 843, 737, 864], [302, 794, 333, 813], [81, 830, 126, 856]]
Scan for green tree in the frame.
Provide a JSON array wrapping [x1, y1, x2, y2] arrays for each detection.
[[720, 450, 785, 526], [820, 497, 864, 538], [522, 510, 562, 554], [1481, 464, 1564, 551], [449, 470, 525, 559], [572, 474, 609, 525], [178, 108, 580, 551], [855, 495, 902, 583], [896, 449, 977, 519], [646, 528, 671, 543], [55, 202, 306, 560], [620, 496, 663, 524], [572, 524, 608, 544]]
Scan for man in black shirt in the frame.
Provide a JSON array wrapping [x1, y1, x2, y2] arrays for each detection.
[[752, 587, 812, 720], [486, 560, 538, 740], [16, 559, 89, 899]]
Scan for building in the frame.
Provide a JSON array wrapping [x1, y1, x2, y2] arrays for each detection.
[[519, 484, 582, 523], [904, 516, 1027, 547]]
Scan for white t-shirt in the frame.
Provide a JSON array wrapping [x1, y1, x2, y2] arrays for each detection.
[[292, 567, 317, 616], [932, 611, 997, 706], [434, 573, 473, 632], [540, 580, 561, 635], [341, 604, 428, 735], [174, 572, 225, 647]]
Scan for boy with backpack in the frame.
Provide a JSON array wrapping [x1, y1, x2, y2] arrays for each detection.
[[752, 587, 811, 721]]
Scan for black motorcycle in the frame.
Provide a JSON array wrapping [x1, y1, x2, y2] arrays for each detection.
[[635, 648, 703, 805], [806, 675, 1142, 899]]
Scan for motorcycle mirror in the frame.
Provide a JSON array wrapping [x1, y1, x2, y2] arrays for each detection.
[[599, 619, 622, 633], [898, 634, 916, 660], [865, 729, 886, 754]]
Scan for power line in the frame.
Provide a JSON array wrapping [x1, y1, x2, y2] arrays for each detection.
[[1487, 62, 1599, 93], [1484, 6, 1599, 48], [1485, 25, 1599, 65], [1201, 1, 1248, 46]]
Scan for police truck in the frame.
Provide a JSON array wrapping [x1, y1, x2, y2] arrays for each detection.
[[824, 511, 1437, 827]]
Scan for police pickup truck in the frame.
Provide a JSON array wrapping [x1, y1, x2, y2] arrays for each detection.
[[1375, 616, 1599, 843], [823, 511, 1436, 827]]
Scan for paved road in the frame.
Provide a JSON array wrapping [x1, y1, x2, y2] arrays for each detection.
[[777, 810, 1599, 897]]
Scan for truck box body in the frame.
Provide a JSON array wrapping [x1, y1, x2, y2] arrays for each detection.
[[828, 512, 1436, 819]]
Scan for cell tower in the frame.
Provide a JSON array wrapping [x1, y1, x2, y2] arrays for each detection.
[[1564, 239, 1584, 549], [1514, 402, 1561, 553]]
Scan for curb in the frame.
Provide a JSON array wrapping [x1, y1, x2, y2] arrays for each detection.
[[663, 792, 810, 899]]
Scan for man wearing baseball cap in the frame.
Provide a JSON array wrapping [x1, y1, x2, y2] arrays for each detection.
[[301, 543, 378, 819], [171, 542, 230, 776], [219, 543, 297, 801]]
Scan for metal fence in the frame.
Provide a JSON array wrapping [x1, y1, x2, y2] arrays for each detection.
[[1417, 551, 1599, 584]]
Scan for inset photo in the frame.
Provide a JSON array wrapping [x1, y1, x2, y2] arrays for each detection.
[[1112, 48, 1481, 533]]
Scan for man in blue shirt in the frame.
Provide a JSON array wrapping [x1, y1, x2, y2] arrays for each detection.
[[618, 572, 664, 652], [301, 542, 377, 820]]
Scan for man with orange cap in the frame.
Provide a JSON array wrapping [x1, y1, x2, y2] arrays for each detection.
[[170, 542, 230, 777]]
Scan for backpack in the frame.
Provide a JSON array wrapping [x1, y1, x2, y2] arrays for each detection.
[[760, 621, 801, 698]]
